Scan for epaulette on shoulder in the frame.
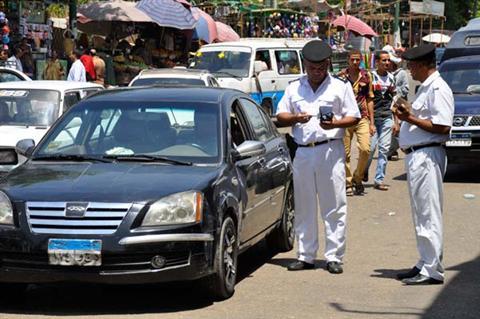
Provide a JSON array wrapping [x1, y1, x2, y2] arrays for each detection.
[[288, 78, 300, 84], [332, 74, 348, 83]]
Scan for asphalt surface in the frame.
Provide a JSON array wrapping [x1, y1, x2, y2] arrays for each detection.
[[0, 145, 479, 319]]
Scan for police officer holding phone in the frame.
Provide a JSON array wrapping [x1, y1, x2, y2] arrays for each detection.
[[394, 44, 454, 285], [276, 40, 360, 274]]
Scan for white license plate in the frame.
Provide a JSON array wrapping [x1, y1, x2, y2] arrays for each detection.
[[48, 239, 102, 266], [447, 133, 472, 147]]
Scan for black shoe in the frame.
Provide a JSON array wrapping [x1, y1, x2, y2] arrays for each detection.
[[326, 261, 343, 274], [396, 266, 421, 280], [353, 181, 365, 195], [287, 260, 315, 271], [402, 274, 444, 285]]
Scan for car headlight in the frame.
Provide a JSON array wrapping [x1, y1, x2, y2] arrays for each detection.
[[141, 191, 203, 226], [0, 191, 13, 225]]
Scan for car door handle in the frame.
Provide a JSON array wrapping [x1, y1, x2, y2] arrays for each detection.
[[271, 80, 276, 83]]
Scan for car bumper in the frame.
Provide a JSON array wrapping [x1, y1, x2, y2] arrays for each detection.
[[446, 129, 480, 163], [0, 231, 215, 284]]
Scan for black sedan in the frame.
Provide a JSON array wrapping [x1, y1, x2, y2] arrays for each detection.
[[0, 87, 294, 300]]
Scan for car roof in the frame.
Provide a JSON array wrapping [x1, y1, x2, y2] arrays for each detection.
[[84, 86, 246, 104], [0, 67, 32, 81], [0, 80, 104, 90], [201, 38, 312, 50]]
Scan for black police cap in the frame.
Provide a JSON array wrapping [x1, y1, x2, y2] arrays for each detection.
[[402, 43, 436, 61], [302, 40, 332, 63]]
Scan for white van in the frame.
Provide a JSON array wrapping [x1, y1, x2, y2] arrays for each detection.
[[189, 38, 312, 115], [0, 81, 103, 172]]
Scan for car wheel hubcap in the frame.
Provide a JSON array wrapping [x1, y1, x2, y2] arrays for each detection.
[[223, 225, 236, 286]]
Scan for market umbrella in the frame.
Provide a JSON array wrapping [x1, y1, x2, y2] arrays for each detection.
[[136, 0, 197, 30], [215, 21, 240, 42], [191, 7, 217, 43], [77, 0, 153, 37], [332, 14, 377, 38], [423, 33, 451, 44]]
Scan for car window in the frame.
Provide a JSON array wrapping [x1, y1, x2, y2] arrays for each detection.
[[0, 71, 23, 82], [275, 50, 301, 75], [64, 92, 81, 111], [231, 101, 248, 147], [239, 98, 274, 142], [255, 50, 272, 70], [439, 63, 480, 93], [210, 77, 220, 87]]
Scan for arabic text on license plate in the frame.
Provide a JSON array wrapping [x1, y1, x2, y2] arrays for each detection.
[[447, 133, 472, 147], [48, 239, 102, 266]]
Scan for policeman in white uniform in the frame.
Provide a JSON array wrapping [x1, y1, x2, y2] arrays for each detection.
[[276, 40, 360, 274], [394, 44, 454, 285]]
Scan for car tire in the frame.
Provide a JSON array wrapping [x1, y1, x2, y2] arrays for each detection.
[[261, 99, 273, 117], [206, 216, 238, 300], [267, 186, 295, 252]]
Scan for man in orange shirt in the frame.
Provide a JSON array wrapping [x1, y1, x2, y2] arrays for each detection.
[[337, 50, 374, 195]]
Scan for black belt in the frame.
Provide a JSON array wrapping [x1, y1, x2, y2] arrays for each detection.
[[298, 139, 337, 147], [402, 143, 444, 155]]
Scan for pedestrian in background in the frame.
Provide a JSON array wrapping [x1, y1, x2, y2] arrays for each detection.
[[394, 44, 453, 285], [43, 50, 64, 80], [337, 49, 374, 196], [80, 48, 96, 82], [276, 40, 360, 274], [67, 48, 86, 82], [91, 49, 106, 87], [388, 52, 409, 161], [6, 47, 23, 72], [364, 50, 396, 190]]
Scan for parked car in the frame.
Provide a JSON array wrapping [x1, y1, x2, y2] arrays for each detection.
[[441, 17, 480, 63], [0, 87, 294, 299], [438, 55, 480, 163], [128, 68, 220, 87], [0, 67, 31, 82], [0, 81, 103, 172]]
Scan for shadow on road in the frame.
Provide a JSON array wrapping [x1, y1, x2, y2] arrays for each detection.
[[422, 255, 480, 319], [0, 240, 279, 316], [393, 163, 480, 184]]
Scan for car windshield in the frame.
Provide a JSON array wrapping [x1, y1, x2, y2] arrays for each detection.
[[35, 101, 221, 164], [189, 50, 251, 78], [0, 89, 60, 126], [440, 64, 480, 93], [131, 77, 206, 86]]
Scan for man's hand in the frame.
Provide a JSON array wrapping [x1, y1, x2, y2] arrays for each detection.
[[295, 112, 312, 124], [369, 123, 376, 136], [394, 104, 411, 122], [320, 117, 337, 130]]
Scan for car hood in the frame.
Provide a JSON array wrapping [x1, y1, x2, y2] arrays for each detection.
[[1, 162, 222, 203], [0, 125, 49, 147], [453, 94, 480, 115]]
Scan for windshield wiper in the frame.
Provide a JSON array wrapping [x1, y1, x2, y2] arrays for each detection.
[[104, 154, 192, 166], [212, 71, 243, 80], [33, 154, 113, 163]]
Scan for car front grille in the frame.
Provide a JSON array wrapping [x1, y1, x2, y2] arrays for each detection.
[[26, 202, 131, 235], [469, 116, 480, 126]]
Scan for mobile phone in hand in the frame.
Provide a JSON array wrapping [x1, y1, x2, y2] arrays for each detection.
[[319, 106, 333, 123]]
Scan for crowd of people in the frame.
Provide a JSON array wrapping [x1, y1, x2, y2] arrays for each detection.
[[277, 40, 453, 287]]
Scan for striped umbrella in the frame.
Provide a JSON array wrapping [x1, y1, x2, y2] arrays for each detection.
[[136, 0, 196, 30], [192, 7, 217, 43], [215, 21, 240, 42], [332, 14, 377, 38]]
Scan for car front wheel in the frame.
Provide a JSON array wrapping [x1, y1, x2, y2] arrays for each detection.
[[207, 216, 238, 300]]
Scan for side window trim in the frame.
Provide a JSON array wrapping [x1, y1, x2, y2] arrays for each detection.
[[232, 99, 253, 142], [238, 97, 275, 142]]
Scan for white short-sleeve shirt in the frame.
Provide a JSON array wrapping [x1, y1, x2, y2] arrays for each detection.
[[276, 74, 360, 145], [399, 71, 454, 148], [67, 59, 87, 82]]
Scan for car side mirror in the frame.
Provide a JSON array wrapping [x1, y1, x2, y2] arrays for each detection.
[[16, 139, 35, 158], [254, 60, 268, 74], [232, 140, 266, 160]]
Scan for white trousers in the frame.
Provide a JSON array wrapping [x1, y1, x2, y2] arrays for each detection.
[[293, 139, 347, 264], [405, 146, 446, 281]]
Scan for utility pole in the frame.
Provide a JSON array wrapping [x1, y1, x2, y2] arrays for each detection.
[[393, 0, 400, 47], [69, 0, 77, 37]]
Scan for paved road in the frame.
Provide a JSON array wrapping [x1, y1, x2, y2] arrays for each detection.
[[1, 148, 479, 319]]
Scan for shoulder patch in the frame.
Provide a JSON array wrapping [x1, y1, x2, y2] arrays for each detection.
[[332, 74, 348, 83]]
